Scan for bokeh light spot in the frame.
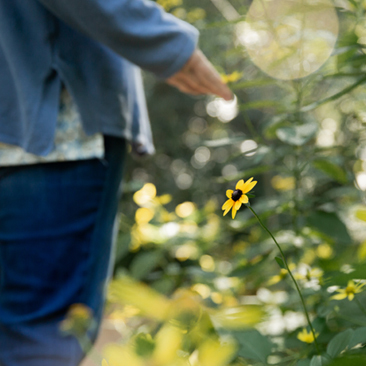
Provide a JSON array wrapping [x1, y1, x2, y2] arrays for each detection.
[[175, 201, 196, 218], [135, 207, 155, 224], [237, 0, 339, 80], [199, 255, 215, 272], [206, 95, 238, 122], [133, 183, 157, 206]]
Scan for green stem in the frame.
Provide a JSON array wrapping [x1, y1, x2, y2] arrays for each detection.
[[247, 205, 321, 355], [354, 296, 366, 317]]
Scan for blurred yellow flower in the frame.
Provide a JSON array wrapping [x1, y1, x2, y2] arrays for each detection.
[[358, 240, 366, 261], [294, 266, 323, 282], [222, 178, 257, 219], [271, 175, 295, 191], [316, 243, 333, 259], [135, 207, 154, 224], [267, 268, 289, 286], [331, 280, 365, 301], [186, 8, 206, 23], [59, 303, 93, 336], [107, 305, 140, 325], [157, 0, 182, 11], [221, 71, 243, 84], [297, 328, 319, 344], [133, 183, 156, 207], [175, 243, 198, 261], [109, 277, 263, 332], [197, 339, 237, 366], [108, 278, 171, 321], [211, 292, 223, 304], [175, 201, 196, 218], [267, 264, 296, 286], [192, 283, 211, 299], [66, 303, 92, 319], [104, 344, 143, 366], [199, 255, 215, 272], [210, 305, 264, 329], [155, 193, 172, 205], [151, 325, 183, 365]]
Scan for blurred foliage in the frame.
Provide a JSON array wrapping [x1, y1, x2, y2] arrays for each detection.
[[78, 0, 366, 365]]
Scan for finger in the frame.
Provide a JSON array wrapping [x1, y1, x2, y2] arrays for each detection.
[[195, 66, 233, 100], [166, 78, 202, 95], [173, 73, 213, 95], [190, 52, 233, 100]]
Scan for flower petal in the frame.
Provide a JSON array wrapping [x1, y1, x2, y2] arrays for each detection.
[[348, 293, 355, 301], [239, 195, 249, 204], [242, 179, 257, 194], [236, 179, 245, 190], [222, 199, 233, 210], [226, 190, 234, 198], [239, 177, 253, 190], [331, 293, 348, 300], [355, 282, 365, 292], [232, 206, 237, 219], [223, 207, 231, 216], [234, 201, 242, 211]]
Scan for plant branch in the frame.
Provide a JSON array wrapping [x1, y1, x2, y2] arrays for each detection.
[[247, 205, 321, 354]]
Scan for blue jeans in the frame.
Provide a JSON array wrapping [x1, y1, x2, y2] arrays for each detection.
[[0, 136, 126, 366]]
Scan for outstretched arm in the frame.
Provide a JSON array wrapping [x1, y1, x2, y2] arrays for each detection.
[[37, 0, 198, 78], [37, 0, 232, 99]]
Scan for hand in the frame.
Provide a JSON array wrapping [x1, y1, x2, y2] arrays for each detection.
[[166, 49, 233, 101]]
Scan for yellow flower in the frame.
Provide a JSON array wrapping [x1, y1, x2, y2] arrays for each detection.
[[331, 280, 365, 301], [59, 303, 93, 336], [267, 263, 296, 286], [221, 71, 243, 84], [222, 178, 257, 219], [297, 328, 319, 344], [267, 268, 289, 286]]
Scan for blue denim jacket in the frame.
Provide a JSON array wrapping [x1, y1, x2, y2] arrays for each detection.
[[0, 0, 198, 155]]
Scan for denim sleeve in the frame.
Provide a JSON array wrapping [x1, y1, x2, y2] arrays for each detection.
[[36, 0, 199, 78]]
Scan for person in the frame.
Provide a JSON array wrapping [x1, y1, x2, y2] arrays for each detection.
[[0, 0, 232, 365]]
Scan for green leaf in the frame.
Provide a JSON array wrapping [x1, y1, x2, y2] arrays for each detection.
[[310, 355, 326, 366], [151, 277, 175, 295], [328, 354, 366, 366], [130, 251, 163, 280], [232, 79, 276, 90], [347, 0, 358, 8], [275, 256, 285, 269], [327, 329, 354, 358], [235, 329, 272, 364], [348, 327, 366, 349], [306, 211, 351, 245], [263, 115, 289, 139], [134, 333, 155, 357], [230, 250, 273, 277], [312, 159, 347, 184], [355, 209, 366, 222], [297, 360, 311, 366], [301, 76, 366, 112], [276, 122, 317, 146]]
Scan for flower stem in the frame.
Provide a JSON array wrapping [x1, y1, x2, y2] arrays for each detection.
[[248, 205, 321, 354], [354, 296, 366, 317]]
